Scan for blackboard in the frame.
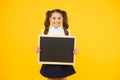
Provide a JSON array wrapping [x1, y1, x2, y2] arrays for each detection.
[[38, 35, 76, 65]]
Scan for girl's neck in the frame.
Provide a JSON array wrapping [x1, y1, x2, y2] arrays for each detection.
[[52, 26, 61, 29]]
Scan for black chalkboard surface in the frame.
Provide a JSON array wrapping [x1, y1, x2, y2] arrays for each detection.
[[38, 35, 76, 65]]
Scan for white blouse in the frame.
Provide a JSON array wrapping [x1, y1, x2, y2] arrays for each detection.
[[41, 26, 71, 36]]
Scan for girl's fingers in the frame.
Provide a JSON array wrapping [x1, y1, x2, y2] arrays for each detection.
[[35, 47, 41, 53], [73, 48, 78, 54]]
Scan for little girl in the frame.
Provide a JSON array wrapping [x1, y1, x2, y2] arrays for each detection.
[[36, 9, 78, 80]]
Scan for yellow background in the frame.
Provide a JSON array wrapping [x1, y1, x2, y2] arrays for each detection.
[[0, 0, 120, 80]]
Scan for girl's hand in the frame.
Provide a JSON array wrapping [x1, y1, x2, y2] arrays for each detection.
[[35, 46, 41, 53], [73, 48, 78, 54]]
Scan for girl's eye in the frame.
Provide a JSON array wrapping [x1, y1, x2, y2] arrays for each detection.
[[53, 17, 56, 20], [58, 17, 61, 20]]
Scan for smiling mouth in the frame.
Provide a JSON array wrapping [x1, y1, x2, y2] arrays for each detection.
[[54, 23, 60, 25]]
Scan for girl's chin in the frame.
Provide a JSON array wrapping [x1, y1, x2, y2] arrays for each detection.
[[53, 25, 60, 28]]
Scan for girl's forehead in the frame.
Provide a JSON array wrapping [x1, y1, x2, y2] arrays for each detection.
[[51, 12, 62, 17]]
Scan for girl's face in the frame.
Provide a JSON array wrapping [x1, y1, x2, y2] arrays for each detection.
[[49, 12, 63, 28]]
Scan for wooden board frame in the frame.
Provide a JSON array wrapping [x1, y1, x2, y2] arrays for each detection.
[[38, 35, 76, 65]]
